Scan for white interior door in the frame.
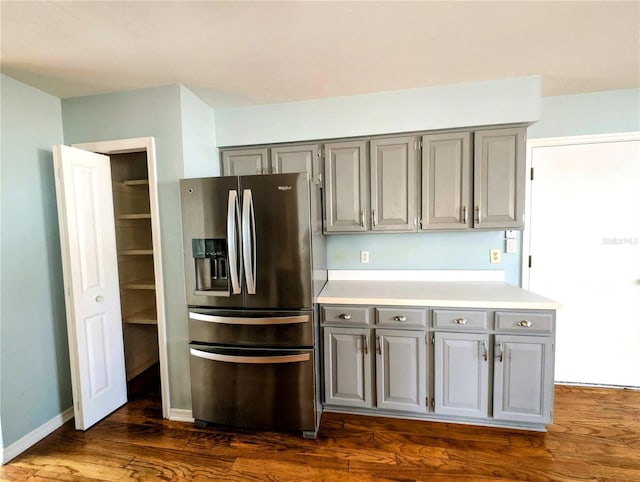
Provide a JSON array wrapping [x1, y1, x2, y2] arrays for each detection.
[[525, 135, 640, 387], [53, 144, 127, 429]]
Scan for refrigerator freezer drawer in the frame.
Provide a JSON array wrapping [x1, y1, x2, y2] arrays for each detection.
[[188, 309, 314, 347], [189, 345, 316, 432]]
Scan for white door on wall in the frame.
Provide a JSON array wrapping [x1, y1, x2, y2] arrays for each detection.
[[53, 144, 127, 429], [525, 134, 640, 387]]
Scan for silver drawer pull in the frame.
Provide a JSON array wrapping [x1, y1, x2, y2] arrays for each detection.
[[454, 318, 467, 325], [339, 313, 352, 320], [518, 320, 533, 328], [393, 315, 407, 322]]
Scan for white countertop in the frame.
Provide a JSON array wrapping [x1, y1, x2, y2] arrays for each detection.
[[317, 274, 559, 310]]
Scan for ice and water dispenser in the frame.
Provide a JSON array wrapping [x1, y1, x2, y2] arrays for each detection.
[[192, 238, 228, 295]]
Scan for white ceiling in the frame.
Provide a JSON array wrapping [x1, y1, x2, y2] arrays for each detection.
[[1, 1, 639, 109]]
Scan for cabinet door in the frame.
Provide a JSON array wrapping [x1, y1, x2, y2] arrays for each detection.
[[270, 144, 322, 184], [434, 332, 489, 418], [421, 132, 471, 230], [221, 148, 269, 176], [375, 329, 427, 412], [493, 335, 554, 424], [473, 128, 526, 229], [324, 141, 369, 233], [323, 328, 372, 408], [370, 137, 417, 231]]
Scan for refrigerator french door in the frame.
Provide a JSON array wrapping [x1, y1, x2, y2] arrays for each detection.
[[180, 173, 322, 438], [180, 173, 313, 310]]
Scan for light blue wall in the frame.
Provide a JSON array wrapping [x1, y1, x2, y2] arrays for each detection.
[[215, 76, 541, 146], [0, 74, 69, 447], [328, 231, 521, 285], [528, 88, 640, 139], [179, 85, 219, 178], [214, 76, 540, 286], [62, 85, 192, 409]]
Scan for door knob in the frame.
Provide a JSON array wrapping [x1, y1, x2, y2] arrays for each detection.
[[95, 295, 104, 302]]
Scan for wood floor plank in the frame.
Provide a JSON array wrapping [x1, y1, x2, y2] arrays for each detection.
[[2, 367, 639, 481]]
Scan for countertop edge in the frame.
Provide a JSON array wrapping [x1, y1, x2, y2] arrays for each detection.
[[316, 296, 559, 310]]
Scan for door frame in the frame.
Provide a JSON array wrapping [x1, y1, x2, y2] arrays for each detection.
[[72, 136, 170, 419], [522, 131, 640, 289]]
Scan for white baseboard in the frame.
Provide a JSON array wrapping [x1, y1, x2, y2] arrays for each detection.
[[556, 381, 640, 390], [169, 408, 194, 423], [2, 407, 74, 464]]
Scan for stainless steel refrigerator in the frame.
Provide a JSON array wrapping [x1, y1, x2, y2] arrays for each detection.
[[179, 173, 326, 438]]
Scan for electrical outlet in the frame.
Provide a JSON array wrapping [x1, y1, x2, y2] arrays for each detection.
[[360, 250, 369, 264], [490, 248, 501, 264]]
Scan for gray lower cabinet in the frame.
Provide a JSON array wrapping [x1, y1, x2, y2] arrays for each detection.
[[323, 327, 372, 408], [420, 132, 472, 230], [433, 332, 490, 418], [323, 140, 369, 232], [322, 304, 555, 430], [375, 329, 427, 412], [473, 127, 526, 229], [493, 335, 554, 424], [221, 147, 269, 175]]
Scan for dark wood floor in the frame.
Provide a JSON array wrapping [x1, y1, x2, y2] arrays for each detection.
[[2, 366, 639, 481]]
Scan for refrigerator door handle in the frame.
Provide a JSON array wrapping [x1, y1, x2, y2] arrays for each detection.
[[190, 348, 310, 364], [189, 312, 310, 325], [227, 190, 242, 294], [242, 189, 257, 294]]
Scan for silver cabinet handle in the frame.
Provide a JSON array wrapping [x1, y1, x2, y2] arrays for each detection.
[[481, 341, 488, 361], [95, 295, 104, 302], [376, 335, 382, 354], [360, 210, 365, 227], [242, 189, 256, 295], [189, 312, 310, 325], [362, 335, 368, 355], [393, 315, 407, 322], [454, 318, 467, 325], [190, 348, 309, 364], [495, 343, 503, 363], [226, 190, 242, 295], [518, 320, 533, 327], [371, 209, 377, 227], [475, 206, 480, 224], [462, 206, 467, 224], [339, 313, 352, 320]]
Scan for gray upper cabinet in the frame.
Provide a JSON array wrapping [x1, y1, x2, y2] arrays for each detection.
[[375, 329, 426, 413], [420, 132, 472, 230], [473, 128, 526, 229], [324, 140, 369, 233], [493, 335, 554, 424], [433, 331, 489, 418], [221, 147, 269, 176], [370, 137, 418, 231], [270, 144, 322, 184]]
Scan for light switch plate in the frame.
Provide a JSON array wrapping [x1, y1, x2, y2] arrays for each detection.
[[360, 250, 370, 263], [506, 238, 518, 253], [490, 248, 501, 264]]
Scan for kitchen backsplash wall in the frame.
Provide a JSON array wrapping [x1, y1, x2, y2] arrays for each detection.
[[326, 231, 521, 286]]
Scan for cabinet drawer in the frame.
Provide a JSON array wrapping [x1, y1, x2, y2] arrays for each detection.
[[376, 307, 427, 327], [322, 306, 370, 325], [495, 312, 553, 333], [433, 310, 488, 330]]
